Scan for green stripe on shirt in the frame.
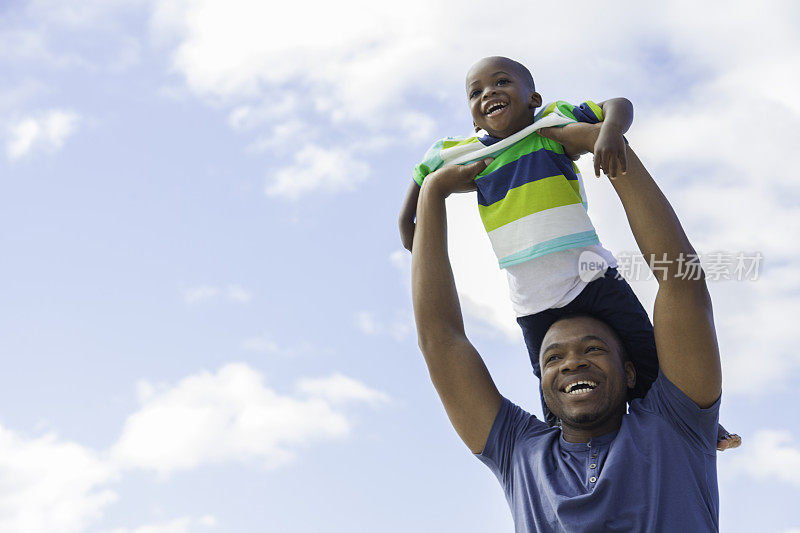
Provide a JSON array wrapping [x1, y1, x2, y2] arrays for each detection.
[[478, 175, 585, 232], [442, 137, 480, 149], [476, 134, 565, 180]]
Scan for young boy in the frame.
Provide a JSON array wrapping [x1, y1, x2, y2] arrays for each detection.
[[399, 56, 739, 450]]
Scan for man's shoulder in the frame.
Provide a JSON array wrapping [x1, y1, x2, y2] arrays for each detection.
[[635, 371, 720, 412], [627, 371, 720, 453], [478, 397, 555, 458]]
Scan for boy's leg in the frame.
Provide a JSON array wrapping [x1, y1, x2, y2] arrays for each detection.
[[577, 268, 659, 400], [580, 268, 740, 449], [517, 311, 561, 427]]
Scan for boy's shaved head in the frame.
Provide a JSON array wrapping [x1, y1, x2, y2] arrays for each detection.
[[465, 56, 541, 138], [466, 56, 535, 92]]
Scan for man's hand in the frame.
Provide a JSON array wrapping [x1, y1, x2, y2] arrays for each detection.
[[539, 122, 628, 179], [539, 123, 599, 164], [426, 158, 493, 198], [594, 126, 628, 179]]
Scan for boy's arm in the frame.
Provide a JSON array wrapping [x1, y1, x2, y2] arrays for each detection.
[[399, 181, 421, 251], [595, 97, 634, 178]]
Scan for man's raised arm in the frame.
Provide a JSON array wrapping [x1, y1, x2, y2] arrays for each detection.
[[411, 160, 502, 453], [609, 148, 722, 408]]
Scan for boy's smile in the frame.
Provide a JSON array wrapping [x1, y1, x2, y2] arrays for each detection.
[[465, 57, 542, 139]]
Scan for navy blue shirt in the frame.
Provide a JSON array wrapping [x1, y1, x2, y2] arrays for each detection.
[[476, 372, 720, 532]]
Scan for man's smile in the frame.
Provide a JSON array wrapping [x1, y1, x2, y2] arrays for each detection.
[[559, 379, 600, 396]]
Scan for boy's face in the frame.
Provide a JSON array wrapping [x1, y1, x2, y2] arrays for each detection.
[[465, 57, 542, 139]]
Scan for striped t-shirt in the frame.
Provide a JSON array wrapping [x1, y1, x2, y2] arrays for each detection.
[[413, 100, 604, 269]]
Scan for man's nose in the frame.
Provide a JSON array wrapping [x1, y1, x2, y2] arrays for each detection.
[[560, 352, 589, 372], [481, 87, 497, 99]]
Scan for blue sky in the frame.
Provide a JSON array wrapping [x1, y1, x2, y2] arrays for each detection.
[[1, 1, 799, 532]]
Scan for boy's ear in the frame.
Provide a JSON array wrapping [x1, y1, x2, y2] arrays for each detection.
[[529, 91, 543, 109]]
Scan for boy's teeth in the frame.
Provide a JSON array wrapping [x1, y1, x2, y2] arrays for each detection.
[[487, 103, 505, 115]]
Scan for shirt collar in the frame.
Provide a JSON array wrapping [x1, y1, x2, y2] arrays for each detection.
[[558, 428, 619, 452]]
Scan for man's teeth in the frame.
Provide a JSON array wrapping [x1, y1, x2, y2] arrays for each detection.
[[565, 380, 598, 394]]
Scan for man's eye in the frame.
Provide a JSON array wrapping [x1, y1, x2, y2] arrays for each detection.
[[545, 354, 560, 364], [469, 89, 480, 98], [496, 78, 510, 86], [586, 346, 603, 353]]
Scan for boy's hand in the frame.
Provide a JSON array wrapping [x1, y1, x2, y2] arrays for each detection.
[[594, 125, 628, 179]]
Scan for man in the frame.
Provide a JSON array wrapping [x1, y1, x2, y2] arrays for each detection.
[[411, 122, 723, 531]]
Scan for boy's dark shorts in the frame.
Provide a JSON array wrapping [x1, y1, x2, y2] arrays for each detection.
[[517, 267, 659, 426]]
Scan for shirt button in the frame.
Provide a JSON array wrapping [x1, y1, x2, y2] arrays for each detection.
[[590, 476, 597, 483], [590, 464, 597, 469]]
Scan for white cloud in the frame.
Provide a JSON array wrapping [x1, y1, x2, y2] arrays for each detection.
[[147, 0, 681, 138], [391, 200, 521, 343], [181, 285, 219, 303], [101, 515, 217, 533], [180, 284, 252, 304], [240, 336, 332, 358], [296, 373, 390, 406], [389, 250, 411, 280], [446, 195, 520, 340], [266, 144, 369, 200], [370, 0, 800, 393], [224, 285, 252, 303], [147, 0, 643, 199], [0, 362, 384, 530], [227, 96, 299, 132], [0, 0, 144, 69], [240, 335, 279, 354], [5, 109, 80, 160], [355, 312, 381, 336], [398, 111, 437, 144], [727, 430, 800, 488], [0, 425, 117, 533], [111, 363, 387, 476], [355, 310, 413, 342]]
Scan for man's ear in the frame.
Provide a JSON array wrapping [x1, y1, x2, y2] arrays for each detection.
[[529, 91, 543, 109], [624, 361, 636, 390]]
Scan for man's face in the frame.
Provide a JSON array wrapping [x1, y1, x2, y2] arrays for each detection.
[[465, 57, 541, 139], [539, 316, 636, 429]]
